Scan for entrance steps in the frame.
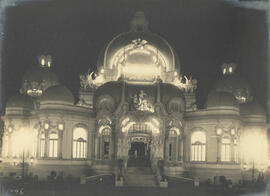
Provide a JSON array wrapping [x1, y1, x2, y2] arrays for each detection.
[[124, 167, 158, 187]]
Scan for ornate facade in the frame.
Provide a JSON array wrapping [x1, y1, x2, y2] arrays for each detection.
[[1, 12, 269, 184]]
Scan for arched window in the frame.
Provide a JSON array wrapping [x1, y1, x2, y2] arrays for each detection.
[[191, 131, 206, 161], [73, 127, 87, 159], [221, 137, 231, 162], [49, 132, 58, 158], [40, 132, 45, 157]]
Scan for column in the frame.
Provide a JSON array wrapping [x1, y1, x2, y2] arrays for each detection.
[[180, 138, 183, 161], [157, 79, 161, 103], [110, 129, 115, 160], [175, 136, 179, 161], [217, 137, 220, 162], [36, 132, 39, 158], [58, 130, 63, 159], [182, 135, 186, 162], [88, 132, 94, 159], [267, 10, 270, 123], [8, 133, 12, 158], [94, 135, 99, 159], [44, 131, 48, 158]]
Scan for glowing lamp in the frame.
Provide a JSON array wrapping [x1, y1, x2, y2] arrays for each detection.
[[216, 128, 222, 136], [48, 61, 51, 68], [58, 123, 64, 131], [230, 128, 235, 136], [44, 123, 49, 130], [8, 126, 13, 133], [41, 58, 45, 66]]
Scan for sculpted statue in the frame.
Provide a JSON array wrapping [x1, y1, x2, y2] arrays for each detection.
[[182, 76, 197, 93], [80, 75, 89, 89]]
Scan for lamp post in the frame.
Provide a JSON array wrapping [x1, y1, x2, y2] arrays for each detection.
[[12, 127, 36, 180], [22, 151, 25, 179]]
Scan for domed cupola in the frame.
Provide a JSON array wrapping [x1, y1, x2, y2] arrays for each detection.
[[40, 85, 74, 105], [214, 63, 252, 104], [5, 94, 35, 115], [89, 11, 181, 87], [19, 55, 60, 97]]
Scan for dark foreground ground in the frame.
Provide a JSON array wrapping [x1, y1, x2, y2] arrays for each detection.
[[0, 176, 268, 196]]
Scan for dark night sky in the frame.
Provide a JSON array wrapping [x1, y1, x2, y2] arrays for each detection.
[[2, 0, 268, 110]]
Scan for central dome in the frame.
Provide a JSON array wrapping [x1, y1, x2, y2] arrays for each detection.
[[96, 12, 180, 84]]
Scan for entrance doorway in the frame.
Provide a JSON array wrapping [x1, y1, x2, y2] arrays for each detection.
[[127, 142, 150, 167]]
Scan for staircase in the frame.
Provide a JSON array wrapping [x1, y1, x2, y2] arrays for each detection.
[[124, 167, 158, 187]]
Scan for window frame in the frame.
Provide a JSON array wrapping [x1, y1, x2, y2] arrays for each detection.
[[72, 127, 88, 159], [190, 131, 206, 162], [48, 132, 58, 158]]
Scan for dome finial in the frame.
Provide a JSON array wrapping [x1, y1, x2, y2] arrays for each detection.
[[221, 62, 237, 75], [130, 11, 149, 32], [38, 55, 52, 68]]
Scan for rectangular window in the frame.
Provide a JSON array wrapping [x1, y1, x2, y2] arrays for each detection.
[[49, 140, 58, 158], [221, 144, 230, 162], [191, 144, 205, 161]]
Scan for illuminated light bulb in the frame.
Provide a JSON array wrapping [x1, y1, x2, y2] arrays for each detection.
[[44, 123, 49, 130], [223, 68, 226, 75], [41, 58, 45, 66], [58, 123, 64, 131], [231, 128, 235, 136], [229, 67, 232, 73], [216, 128, 222, 135], [48, 61, 51, 67]]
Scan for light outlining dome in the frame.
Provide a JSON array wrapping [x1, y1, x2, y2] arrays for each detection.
[[95, 11, 181, 85], [40, 85, 74, 105], [206, 91, 239, 109]]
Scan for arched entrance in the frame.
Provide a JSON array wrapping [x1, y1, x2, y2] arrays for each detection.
[[126, 121, 153, 167], [127, 135, 151, 167]]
